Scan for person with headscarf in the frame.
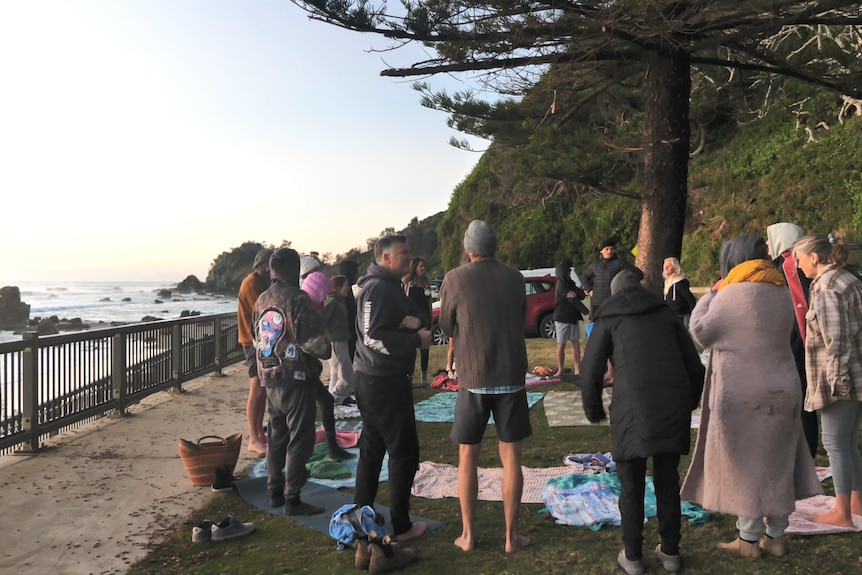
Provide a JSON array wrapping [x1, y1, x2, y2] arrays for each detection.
[[681, 234, 821, 559], [582, 270, 704, 575], [793, 233, 862, 527], [662, 257, 697, 326], [767, 222, 818, 457]]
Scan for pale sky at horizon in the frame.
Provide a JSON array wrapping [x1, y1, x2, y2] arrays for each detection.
[[0, 0, 487, 283]]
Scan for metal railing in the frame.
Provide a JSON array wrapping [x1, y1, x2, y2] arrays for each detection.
[[0, 312, 243, 455]]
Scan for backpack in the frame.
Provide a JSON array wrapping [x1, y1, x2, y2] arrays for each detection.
[[328, 503, 390, 550]]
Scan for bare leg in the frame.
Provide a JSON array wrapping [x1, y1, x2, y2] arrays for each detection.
[[605, 360, 615, 383], [554, 343, 565, 377], [499, 440, 530, 553], [852, 490, 862, 516], [813, 493, 854, 527], [455, 443, 480, 551], [571, 340, 581, 375], [247, 376, 267, 454]]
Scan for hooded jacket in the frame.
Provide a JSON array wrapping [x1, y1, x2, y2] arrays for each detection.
[[582, 255, 643, 313], [581, 285, 704, 460], [353, 262, 421, 377], [553, 262, 589, 323]]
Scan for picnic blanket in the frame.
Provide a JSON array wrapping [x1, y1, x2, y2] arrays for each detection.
[[786, 494, 862, 535], [413, 391, 545, 423], [248, 449, 389, 489], [543, 390, 701, 428], [431, 372, 561, 392], [411, 461, 578, 503]]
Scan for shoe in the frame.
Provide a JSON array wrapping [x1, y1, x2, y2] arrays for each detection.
[[421, 371, 429, 385], [368, 539, 417, 574], [758, 534, 785, 557], [191, 519, 213, 543], [717, 537, 761, 558], [655, 544, 681, 573], [327, 431, 356, 461], [210, 515, 256, 541], [355, 540, 371, 569], [617, 549, 644, 575], [284, 498, 324, 516], [269, 492, 286, 508], [211, 465, 236, 492]]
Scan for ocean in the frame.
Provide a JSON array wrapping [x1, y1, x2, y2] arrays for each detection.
[[0, 281, 237, 344]]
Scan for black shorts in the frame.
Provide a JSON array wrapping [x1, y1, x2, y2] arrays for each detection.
[[450, 386, 533, 444], [243, 345, 258, 379]]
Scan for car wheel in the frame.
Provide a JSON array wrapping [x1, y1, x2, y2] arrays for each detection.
[[539, 314, 556, 339], [432, 323, 448, 346]]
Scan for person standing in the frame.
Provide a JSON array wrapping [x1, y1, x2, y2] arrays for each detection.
[[681, 234, 821, 559], [661, 257, 697, 326], [339, 259, 360, 360], [237, 247, 273, 455], [253, 248, 331, 516], [582, 269, 704, 575], [403, 256, 433, 386], [767, 222, 819, 458], [793, 233, 862, 527], [353, 236, 432, 542], [323, 275, 356, 406], [553, 259, 589, 377], [439, 219, 532, 554]]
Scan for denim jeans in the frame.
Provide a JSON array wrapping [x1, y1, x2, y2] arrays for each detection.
[[820, 399, 862, 495]]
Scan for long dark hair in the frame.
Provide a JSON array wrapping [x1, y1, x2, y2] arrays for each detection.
[[403, 257, 429, 290]]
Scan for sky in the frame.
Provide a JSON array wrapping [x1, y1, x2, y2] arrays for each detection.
[[0, 0, 487, 283]]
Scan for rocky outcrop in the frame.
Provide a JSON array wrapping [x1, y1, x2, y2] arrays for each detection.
[[0, 286, 31, 329], [175, 275, 205, 294]]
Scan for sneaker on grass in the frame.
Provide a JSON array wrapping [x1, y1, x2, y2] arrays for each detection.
[[211, 515, 256, 541], [191, 519, 214, 543]]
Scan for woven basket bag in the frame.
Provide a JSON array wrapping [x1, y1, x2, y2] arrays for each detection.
[[178, 432, 243, 486]]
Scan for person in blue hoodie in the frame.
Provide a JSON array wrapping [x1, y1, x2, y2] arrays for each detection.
[[353, 235, 432, 542], [582, 270, 704, 575]]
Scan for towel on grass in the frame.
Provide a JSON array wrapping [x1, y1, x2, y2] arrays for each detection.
[[543, 390, 701, 428], [786, 494, 862, 535], [247, 448, 390, 489], [414, 391, 545, 424]]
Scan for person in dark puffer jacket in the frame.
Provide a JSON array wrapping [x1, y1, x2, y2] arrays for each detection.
[[582, 270, 704, 575]]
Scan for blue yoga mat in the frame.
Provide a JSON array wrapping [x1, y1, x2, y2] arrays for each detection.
[[413, 391, 545, 423], [247, 448, 389, 489]]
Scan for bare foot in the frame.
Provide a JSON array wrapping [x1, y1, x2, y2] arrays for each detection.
[[552, 370, 563, 378], [394, 521, 427, 542], [505, 534, 531, 553], [454, 534, 475, 552], [812, 508, 854, 528], [248, 439, 267, 455]]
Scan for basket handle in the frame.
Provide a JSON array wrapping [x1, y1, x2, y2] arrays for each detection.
[[196, 435, 228, 447]]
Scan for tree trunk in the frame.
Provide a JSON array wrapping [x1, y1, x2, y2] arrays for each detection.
[[635, 51, 691, 293]]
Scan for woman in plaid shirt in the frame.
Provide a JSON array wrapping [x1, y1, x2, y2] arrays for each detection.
[[793, 233, 862, 527]]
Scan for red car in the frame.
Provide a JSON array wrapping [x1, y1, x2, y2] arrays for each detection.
[[430, 272, 560, 345]]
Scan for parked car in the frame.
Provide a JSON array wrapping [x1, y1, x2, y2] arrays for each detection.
[[429, 268, 582, 345]]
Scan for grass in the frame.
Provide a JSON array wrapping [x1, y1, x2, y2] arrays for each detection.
[[129, 339, 862, 575]]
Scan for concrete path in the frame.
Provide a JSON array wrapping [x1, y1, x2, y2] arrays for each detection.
[[0, 364, 261, 575]]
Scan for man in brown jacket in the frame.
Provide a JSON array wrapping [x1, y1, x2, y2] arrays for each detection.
[[439, 220, 531, 554], [238, 248, 273, 455]]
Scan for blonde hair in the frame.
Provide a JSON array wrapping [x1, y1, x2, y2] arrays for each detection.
[[663, 257, 682, 276], [793, 233, 849, 268]]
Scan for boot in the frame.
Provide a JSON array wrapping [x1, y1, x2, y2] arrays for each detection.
[[717, 537, 761, 558], [355, 540, 371, 570], [421, 371, 429, 385], [368, 540, 417, 574], [758, 534, 785, 557], [327, 430, 355, 461]]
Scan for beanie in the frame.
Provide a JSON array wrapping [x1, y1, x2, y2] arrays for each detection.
[[301, 271, 332, 308], [253, 248, 274, 270], [599, 238, 616, 250], [463, 220, 497, 257], [610, 269, 641, 295], [299, 256, 321, 278], [270, 248, 300, 286]]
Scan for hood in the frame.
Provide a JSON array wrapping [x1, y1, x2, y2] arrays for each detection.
[[592, 286, 667, 320], [719, 234, 769, 278], [357, 262, 400, 288], [767, 222, 804, 258]]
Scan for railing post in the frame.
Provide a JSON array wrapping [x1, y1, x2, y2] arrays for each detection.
[[21, 331, 40, 452], [112, 333, 127, 416], [172, 323, 184, 392], [213, 316, 224, 375]]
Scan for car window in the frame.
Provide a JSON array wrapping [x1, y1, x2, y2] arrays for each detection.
[[526, 280, 554, 295], [525, 282, 537, 296]]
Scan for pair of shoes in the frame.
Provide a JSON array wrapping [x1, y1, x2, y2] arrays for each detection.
[[717, 537, 761, 558], [655, 544, 681, 573], [759, 534, 786, 557], [368, 538, 417, 574], [617, 549, 644, 575], [269, 492, 286, 508], [211, 465, 236, 492], [191, 519, 214, 543], [284, 498, 324, 516], [211, 515, 256, 541], [355, 540, 371, 569]]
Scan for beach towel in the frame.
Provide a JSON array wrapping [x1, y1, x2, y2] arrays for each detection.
[[248, 448, 389, 489], [413, 391, 545, 424], [430, 373, 560, 392], [786, 494, 862, 535], [411, 461, 578, 503], [543, 390, 701, 428]]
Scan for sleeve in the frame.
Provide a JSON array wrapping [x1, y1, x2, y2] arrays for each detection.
[[676, 318, 706, 410], [439, 277, 456, 338], [687, 290, 717, 349], [360, 283, 421, 357], [295, 294, 331, 359], [581, 320, 611, 422], [679, 282, 697, 315], [582, 264, 595, 292], [813, 287, 852, 396]]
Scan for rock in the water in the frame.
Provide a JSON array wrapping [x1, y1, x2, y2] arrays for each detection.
[[0, 285, 31, 329]]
